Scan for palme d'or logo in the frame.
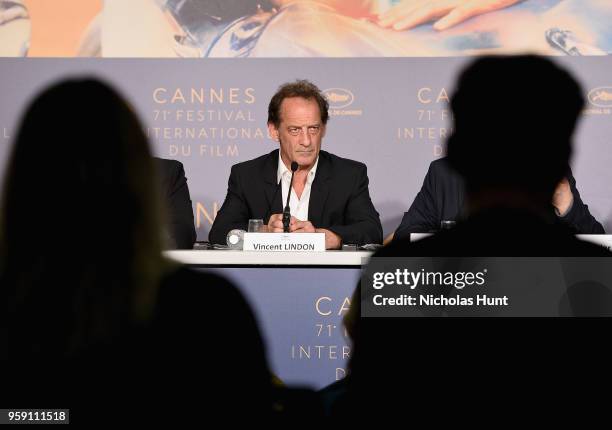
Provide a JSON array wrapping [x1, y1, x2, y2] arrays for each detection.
[[323, 88, 354, 109], [588, 87, 612, 108]]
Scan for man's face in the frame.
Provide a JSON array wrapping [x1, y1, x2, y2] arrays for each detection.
[[268, 97, 325, 171]]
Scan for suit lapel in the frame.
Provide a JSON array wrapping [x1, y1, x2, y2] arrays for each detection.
[[263, 150, 283, 220], [308, 151, 331, 227]]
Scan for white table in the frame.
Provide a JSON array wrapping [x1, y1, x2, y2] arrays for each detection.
[[163, 249, 368, 390], [577, 235, 612, 251], [164, 249, 373, 266]]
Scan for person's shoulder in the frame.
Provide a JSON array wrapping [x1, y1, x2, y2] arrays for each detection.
[[231, 150, 277, 173], [428, 157, 453, 175], [323, 151, 367, 172], [154, 157, 183, 171], [153, 157, 185, 180]]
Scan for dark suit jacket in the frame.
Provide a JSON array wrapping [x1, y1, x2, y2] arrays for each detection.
[[394, 158, 605, 240], [209, 150, 382, 246], [155, 158, 197, 249]]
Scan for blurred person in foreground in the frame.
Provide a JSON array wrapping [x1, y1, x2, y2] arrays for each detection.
[[346, 55, 612, 419], [0, 79, 274, 421]]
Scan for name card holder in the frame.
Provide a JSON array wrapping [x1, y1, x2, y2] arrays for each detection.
[[243, 232, 325, 252]]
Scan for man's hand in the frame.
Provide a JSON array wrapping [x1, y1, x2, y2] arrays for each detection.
[[290, 219, 316, 233], [315, 228, 342, 250], [267, 213, 288, 233], [553, 177, 573, 216], [377, 0, 521, 32], [288, 220, 342, 250], [267, 214, 342, 249], [267, 214, 314, 233]]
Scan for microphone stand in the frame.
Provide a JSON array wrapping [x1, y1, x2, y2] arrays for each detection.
[[283, 161, 298, 233]]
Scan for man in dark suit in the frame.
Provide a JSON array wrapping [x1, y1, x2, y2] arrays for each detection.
[[393, 157, 605, 241], [154, 157, 197, 249], [209, 80, 382, 248]]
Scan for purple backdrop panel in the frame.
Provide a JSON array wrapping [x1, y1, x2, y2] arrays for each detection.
[[1, 57, 611, 239], [205, 267, 360, 389]]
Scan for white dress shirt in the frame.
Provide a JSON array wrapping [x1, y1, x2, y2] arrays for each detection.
[[277, 150, 319, 222]]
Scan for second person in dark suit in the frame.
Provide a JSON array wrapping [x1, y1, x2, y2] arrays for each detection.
[[393, 156, 605, 241], [154, 157, 197, 249]]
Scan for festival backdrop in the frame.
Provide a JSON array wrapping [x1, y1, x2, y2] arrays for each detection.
[[2, 0, 612, 388]]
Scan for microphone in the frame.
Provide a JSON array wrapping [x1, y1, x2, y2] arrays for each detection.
[[283, 161, 299, 233]]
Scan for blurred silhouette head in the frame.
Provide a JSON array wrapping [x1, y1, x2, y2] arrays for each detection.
[[447, 55, 584, 200], [0, 79, 166, 355]]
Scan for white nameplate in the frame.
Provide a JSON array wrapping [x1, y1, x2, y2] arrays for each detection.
[[243, 232, 325, 252]]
